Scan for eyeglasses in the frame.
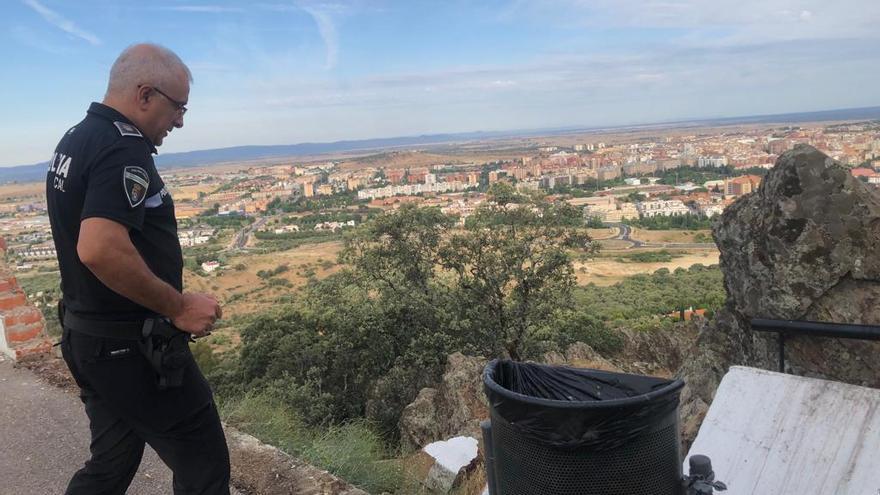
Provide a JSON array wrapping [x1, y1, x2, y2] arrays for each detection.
[[140, 85, 187, 115]]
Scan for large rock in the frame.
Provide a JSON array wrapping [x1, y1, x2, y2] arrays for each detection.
[[678, 145, 880, 446], [543, 341, 619, 371], [398, 353, 489, 452]]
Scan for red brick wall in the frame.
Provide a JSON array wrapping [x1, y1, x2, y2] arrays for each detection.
[[0, 269, 52, 361]]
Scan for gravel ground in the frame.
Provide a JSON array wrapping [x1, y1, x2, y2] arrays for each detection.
[[0, 354, 241, 494]]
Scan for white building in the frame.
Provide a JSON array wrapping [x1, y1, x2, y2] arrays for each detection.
[[357, 181, 476, 200], [273, 225, 300, 234], [178, 229, 215, 248], [697, 156, 729, 168], [637, 199, 692, 218], [201, 261, 220, 273]]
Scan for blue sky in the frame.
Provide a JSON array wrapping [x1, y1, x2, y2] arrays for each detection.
[[2, 0, 879, 167]]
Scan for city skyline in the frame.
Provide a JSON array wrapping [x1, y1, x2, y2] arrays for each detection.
[[3, 0, 880, 167]]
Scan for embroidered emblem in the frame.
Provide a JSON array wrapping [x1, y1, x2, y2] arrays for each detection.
[[123, 166, 150, 208], [113, 121, 143, 138]]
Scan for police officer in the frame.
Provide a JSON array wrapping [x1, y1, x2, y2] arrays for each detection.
[[46, 43, 231, 494]]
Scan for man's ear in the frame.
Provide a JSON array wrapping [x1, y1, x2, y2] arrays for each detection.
[[136, 85, 152, 109]]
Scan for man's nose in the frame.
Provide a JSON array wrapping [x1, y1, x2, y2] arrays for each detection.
[[174, 114, 184, 128]]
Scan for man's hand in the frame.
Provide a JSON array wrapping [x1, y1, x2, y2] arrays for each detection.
[[171, 293, 221, 337]]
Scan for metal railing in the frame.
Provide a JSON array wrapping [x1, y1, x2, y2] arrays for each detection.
[[750, 318, 880, 372]]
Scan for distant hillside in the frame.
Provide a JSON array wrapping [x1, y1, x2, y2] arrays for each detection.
[[4, 106, 879, 184]]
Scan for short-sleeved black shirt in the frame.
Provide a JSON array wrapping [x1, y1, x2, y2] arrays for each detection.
[[47, 102, 183, 321]]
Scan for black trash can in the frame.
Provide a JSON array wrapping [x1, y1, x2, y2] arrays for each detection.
[[482, 360, 685, 495]]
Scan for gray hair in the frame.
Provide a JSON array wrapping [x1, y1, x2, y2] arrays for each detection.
[[105, 43, 193, 97]]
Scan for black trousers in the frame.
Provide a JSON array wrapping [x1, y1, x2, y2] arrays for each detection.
[[60, 327, 231, 494]]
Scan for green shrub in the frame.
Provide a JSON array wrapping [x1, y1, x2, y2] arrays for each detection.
[[220, 391, 407, 493]]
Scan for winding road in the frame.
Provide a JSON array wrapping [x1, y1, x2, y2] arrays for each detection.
[[605, 222, 716, 250]]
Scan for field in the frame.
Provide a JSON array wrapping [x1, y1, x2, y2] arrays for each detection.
[[0, 181, 43, 203], [573, 249, 719, 286], [183, 241, 344, 319], [630, 228, 713, 244], [185, 229, 719, 327]]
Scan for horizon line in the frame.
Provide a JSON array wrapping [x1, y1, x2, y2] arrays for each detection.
[[4, 104, 879, 169]]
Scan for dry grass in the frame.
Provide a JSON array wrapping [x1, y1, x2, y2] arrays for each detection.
[[183, 241, 344, 320], [574, 249, 719, 286], [631, 228, 713, 244], [169, 183, 218, 201], [0, 181, 43, 202], [587, 227, 617, 240]]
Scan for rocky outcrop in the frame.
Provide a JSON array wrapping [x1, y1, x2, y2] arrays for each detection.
[[399, 342, 642, 453], [398, 353, 489, 453], [678, 144, 880, 445], [543, 341, 619, 371]]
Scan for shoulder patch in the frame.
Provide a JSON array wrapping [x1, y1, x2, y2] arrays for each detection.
[[123, 166, 150, 208], [113, 121, 143, 138]]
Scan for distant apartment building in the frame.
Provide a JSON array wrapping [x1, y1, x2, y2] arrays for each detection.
[[597, 166, 621, 182], [357, 181, 477, 200], [347, 176, 370, 190], [178, 229, 215, 248], [408, 168, 429, 184], [516, 180, 541, 192], [767, 139, 791, 155], [20, 247, 56, 260], [724, 175, 762, 196], [581, 196, 639, 222], [317, 184, 334, 196], [540, 175, 572, 189], [386, 169, 406, 185], [697, 156, 729, 168], [244, 200, 269, 214], [302, 182, 315, 198], [851, 168, 880, 184], [636, 199, 691, 218], [623, 161, 659, 176]]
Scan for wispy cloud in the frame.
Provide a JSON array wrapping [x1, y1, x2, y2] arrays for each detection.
[[22, 0, 101, 46], [503, 0, 880, 45], [300, 4, 339, 70], [161, 5, 245, 13]]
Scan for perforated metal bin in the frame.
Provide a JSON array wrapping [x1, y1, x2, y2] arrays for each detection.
[[482, 360, 686, 495]]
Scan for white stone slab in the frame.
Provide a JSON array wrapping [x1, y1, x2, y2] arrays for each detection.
[[424, 436, 479, 473], [685, 366, 880, 495]]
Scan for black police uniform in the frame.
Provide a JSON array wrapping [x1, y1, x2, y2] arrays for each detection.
[[46, 102, 230, 494]]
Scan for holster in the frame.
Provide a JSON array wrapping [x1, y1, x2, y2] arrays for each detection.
[[139, 318, 194, 391], [59, 302, 194, 391]]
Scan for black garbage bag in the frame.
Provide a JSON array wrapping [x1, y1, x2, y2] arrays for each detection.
[[483, 359, 684, 450]]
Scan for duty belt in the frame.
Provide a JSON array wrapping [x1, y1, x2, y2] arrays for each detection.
[[62, 310, 146, 340], [60, 303, 193, 390]]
